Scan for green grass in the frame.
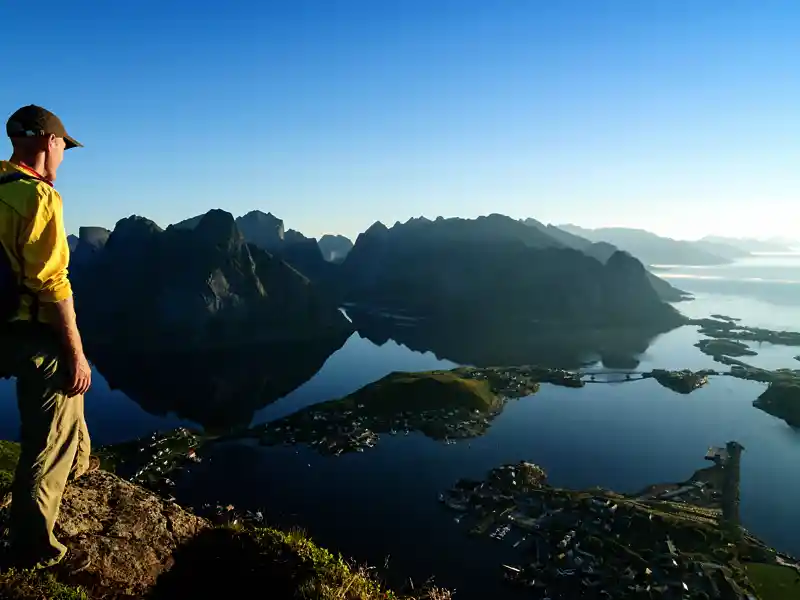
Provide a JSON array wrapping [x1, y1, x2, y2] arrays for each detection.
[[0, 569, 87, 600], [333, 370, 500, 416], [151, 523, 450, 600], [0, 441, 20, 496], [746, 563, 800, 600]]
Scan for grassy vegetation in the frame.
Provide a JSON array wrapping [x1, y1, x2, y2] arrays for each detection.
[[745, 563, 800, 600], [0, 569, 88, 600], [150, 524, 450, 600], [0, 441, 20, 496], [326, 370, 500, 416]]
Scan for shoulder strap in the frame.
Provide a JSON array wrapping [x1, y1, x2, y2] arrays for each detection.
[[0, 171, 42, 320], [0, 173, 38, 186]]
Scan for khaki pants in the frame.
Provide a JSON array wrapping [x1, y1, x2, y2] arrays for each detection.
[[0, 321, 90, 565]]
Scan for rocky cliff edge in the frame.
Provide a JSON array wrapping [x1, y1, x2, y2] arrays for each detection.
[[0, 457, 448, 600]]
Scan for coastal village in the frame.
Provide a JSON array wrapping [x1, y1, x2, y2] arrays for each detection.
[[438, 443, 799, 599]]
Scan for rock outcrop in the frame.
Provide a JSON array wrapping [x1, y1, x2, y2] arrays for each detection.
[[55, 471, 208, 596], [70, 226, 111, 267], [71, 210, 352, 351], [176, 210, 333, 284], [0, 458, 450, 600]]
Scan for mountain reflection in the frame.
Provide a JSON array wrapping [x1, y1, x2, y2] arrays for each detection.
[[347, 307, 671, 369], [89, 333, 350, 433]]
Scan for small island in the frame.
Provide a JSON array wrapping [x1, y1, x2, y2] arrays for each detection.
[[695, 339, 758, 358], [693, 317, 800, 347], [645, 369, 715, 394]]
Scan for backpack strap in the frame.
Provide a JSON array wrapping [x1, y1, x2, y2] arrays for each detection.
[[0, 171, 42, 321], [0, 172, 39, 186]]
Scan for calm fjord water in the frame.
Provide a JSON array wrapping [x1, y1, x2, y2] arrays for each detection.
[[0, 253, 799, 598]]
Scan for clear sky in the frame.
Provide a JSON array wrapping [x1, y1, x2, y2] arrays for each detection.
[[2, 0, 798, 242]]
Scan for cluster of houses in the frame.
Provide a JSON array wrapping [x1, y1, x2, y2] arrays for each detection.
[[255, 403, 499, 455], [440, 461, 760, 599], [461, 365, 585, 393]]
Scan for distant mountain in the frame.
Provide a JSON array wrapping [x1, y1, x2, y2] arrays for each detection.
[[70, 226, 111, 267], [318, 234, 353, 263], [559, 225, 735, 266], [521, 219, 687, 302], [175, 210, 332, 283], [72, 210, 352, 351], [341, 215, 685, 329], [700, 235, 794, 253], [67, 234, 79, 252]]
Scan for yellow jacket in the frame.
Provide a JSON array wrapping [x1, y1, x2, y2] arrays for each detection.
[[0, 160, 72, 324]]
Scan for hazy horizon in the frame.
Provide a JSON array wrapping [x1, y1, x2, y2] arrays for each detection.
[[3, 0, 798, 243], [66, 209, 799, 247]]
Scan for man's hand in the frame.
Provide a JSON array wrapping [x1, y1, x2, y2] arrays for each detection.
[[51, 295, 91, 397], [66, 350, 92, 397]]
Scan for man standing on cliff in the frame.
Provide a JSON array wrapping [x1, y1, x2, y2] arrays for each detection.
[[0, 105, 96, 571]]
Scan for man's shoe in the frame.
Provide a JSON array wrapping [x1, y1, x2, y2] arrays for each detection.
[[86, 455, 101, 474], [71, 455, 101, 481]]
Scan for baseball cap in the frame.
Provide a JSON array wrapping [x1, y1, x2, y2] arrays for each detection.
[[6, 105, 83, 149]]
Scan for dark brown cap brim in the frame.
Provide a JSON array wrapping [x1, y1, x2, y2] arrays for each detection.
[[64, 134, 83, 149]]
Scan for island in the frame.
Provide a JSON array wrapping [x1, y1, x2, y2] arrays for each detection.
[[693, 318, 800, 347], [695, 339, 758, 358], [239, 367, 587, 455], [644, 369, 716, 394]]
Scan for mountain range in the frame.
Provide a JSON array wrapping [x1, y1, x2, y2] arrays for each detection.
[[339, 214, 684, 328], [65, 210, 703, 353]]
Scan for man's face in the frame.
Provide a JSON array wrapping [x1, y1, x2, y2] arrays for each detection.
[[44, 135, 65, 181]]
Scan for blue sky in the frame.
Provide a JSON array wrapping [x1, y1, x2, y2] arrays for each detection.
[[2, 0, 798, 241]]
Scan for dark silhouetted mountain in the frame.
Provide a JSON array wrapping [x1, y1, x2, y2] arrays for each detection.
[[67, 234, 79, 252], [559, 225, 733, 266], [174, 210, 333, 283], [521, 219, 687, 302], [341, 215, 685, 329], [235, 210, 285, 250], [318, 234, 353, 263], [701, 235, 793, 254], [91, 333, 351, 433], [70, 226, 111, 267], [71, 210, 352, 351]]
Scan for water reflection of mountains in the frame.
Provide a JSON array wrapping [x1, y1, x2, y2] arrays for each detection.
[[348, 308, 672, 370], [89, 332, 350, 433]]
